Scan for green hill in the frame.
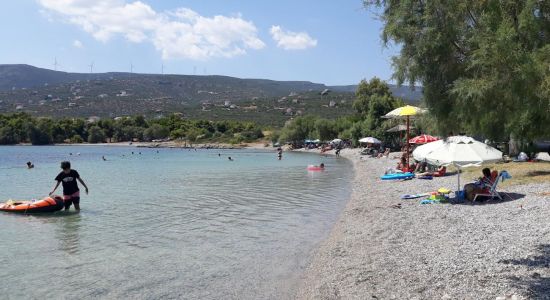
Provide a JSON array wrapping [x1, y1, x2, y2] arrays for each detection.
[[0, 64, 422, 126]]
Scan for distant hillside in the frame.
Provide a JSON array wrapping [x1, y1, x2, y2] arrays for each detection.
[[0, 64, 422, 126], [0, 64, 326, 96], [329, 84, 423, 103], [0, 64, 422, 102]]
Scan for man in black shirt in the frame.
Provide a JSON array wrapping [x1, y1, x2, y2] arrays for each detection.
[[50, 161, 89, 210]]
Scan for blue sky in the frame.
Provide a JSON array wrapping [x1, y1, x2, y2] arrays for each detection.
[[0, 0, 397, 85]]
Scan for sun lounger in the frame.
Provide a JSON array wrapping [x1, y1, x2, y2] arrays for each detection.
[[472, 171, 511, 202]]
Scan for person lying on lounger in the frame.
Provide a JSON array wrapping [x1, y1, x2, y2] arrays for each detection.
[[416, 165, 446, 178]]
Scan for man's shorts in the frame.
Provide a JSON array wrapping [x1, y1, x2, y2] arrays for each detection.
[[63, 191, 80, 209]]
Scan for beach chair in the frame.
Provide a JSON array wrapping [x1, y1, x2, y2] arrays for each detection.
[[472, 171, 510, 202]]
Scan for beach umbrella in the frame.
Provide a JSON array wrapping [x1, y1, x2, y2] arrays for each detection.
[[409, 134, 439, 144], [383, 105, 427, 171], [413, 136, 503, 192], [386, 124, 411, 132], [359, 137, 381, 144], [331, 138, 342, 144]]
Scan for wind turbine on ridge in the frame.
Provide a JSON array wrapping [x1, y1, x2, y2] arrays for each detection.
[[88, 61, 95, 73]]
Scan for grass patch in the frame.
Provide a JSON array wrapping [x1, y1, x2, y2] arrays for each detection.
[[458, 161, 550, 187]]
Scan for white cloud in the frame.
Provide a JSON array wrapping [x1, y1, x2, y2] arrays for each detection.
[[73, 39, 83, 48], [270, 25, 317, 50], [38, 0, 265, 60]]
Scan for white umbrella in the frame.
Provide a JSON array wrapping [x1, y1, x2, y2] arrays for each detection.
[[359, 137, 381, 144], [413, 136, 503, 193], [331, 138, 342, 144]]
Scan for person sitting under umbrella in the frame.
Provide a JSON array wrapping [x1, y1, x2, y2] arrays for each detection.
[[463, 168, 497, 201]]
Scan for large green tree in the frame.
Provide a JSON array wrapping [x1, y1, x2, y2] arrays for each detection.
[[366, 0, 550, 141], [353, 77, 404, 138]]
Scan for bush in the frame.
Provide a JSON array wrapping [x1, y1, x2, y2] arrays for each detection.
[[87, 126, 106, 143], [0, 126, 18, 145], [70, 135, 84, 143], [143, 124, 169, 141], [29, 122, 52, 145]]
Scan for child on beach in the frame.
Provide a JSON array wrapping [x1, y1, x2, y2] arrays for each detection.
[[49, 161, 89, 210]]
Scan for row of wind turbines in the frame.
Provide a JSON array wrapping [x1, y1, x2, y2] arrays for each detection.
[[52, 58, 206, 75]]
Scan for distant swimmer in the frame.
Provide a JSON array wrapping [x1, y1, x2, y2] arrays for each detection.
[[50, 161, 89, 211], [139, 152, 142, 155], [26, 161, 34, 169], [132, 151, 135, 155], [102, 156, 107, 161], [228, 156, 234, 161], [306, 163, 325, 171], [218, 153, 221, 157], [69, 153, 73, 156]]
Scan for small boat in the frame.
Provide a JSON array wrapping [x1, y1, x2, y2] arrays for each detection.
[[0, 196, 64, 213]]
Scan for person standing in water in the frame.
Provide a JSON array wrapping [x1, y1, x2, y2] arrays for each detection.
[[49, 161, 89, 211], [277, 147, 283, 160]]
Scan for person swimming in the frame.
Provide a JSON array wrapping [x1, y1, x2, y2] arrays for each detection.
[[228, 156, 234, 161], [320, 163, 325, 169], [102, 156, 107, 161], [26, 161, 34, 169]]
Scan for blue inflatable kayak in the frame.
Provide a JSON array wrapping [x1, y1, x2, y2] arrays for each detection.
[[381, 172, 414, 180]]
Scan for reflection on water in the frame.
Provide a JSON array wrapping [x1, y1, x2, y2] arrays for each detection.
[[55, 213, 82, 255], [0, 146, 351, 299]]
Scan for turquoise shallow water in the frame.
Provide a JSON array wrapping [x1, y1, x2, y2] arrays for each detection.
[[0, 146, 351, 299]]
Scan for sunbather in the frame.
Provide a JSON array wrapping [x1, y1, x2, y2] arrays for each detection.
[[463, 168, 497, 201], [416, 165, 446, 177], [414, 160, 428, 173], [397, 155, 407, 170]]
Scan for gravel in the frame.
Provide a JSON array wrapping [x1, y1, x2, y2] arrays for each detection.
[[296, 149, 550, 300]]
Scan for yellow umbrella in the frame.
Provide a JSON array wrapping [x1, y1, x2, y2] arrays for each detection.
[[383, 105, 427, 172], [384, 105, 427, 118]]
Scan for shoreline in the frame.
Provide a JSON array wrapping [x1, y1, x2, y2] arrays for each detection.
[[7, 141, 272, 150], [296, 148, 550, 299]]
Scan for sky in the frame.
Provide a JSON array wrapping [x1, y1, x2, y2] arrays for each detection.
[[0, 0, 398, 85]]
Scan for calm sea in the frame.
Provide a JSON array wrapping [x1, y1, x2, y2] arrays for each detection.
[[0, 146, 351, 299]]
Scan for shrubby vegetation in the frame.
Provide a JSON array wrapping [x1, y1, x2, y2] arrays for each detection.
[[0, 113, 264, 145], [279, 78, 405, 146]]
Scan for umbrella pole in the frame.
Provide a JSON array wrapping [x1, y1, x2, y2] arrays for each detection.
[[406, 116, 410, 171], [457, 167, 461, 198]]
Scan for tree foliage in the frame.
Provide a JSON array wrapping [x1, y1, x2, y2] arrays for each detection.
[[87, 126, 106, 143], [0, 113, 265, 145], [279, 78, 404, 146], [366, 0, 550, 141]]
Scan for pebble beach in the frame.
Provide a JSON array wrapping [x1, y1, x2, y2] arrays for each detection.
[[297, 149, 550, 299]]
